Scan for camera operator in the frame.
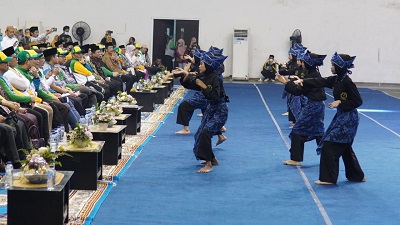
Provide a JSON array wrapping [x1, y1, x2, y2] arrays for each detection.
[[29, 26, 56, 45]]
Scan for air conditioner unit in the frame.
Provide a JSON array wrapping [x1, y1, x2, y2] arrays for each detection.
[[232, 29, 249, 81]]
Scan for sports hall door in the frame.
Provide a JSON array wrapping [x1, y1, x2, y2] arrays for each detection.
[[152, 19, 199, 65]]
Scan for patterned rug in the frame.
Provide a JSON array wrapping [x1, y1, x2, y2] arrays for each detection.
[[0, 86, 186, 225]]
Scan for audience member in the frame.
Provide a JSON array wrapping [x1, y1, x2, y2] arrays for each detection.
[[163, 35, 175, 71], [175, 38, 188, 69], [58, 26, 72, 43], [100, 30, 116, 47], [1, 26, 19, 50]]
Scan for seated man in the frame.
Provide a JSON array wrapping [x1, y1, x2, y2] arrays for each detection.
[[0, 53, 23, 169], [56, 48, 97, 107], [28, 26, 55, 46], [90, 44, 123, 96], [69, 46, 104, 103], [1, 49, 51, 143], [1, 26, 19, 50], [128, 46, 146, 80], [80, 44, 111, 100], [29, 49, 71, 132], [0, 121, 22, 170], [102, 43, 135, 91], [42, 47, 87, 116], [0, 96, 32, 154]]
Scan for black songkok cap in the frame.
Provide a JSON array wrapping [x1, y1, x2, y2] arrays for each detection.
[[43, 48, 58, 58], [105, 42, 114, 48], [90, 44, 100, 52], [54, 41, 63, 47], [80, 44, 90, 53], [2, 46, 15, 57], [29, 26, 39, 33]]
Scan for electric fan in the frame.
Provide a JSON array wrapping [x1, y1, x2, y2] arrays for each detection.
[[72, 21, 91, 46], [289, 29, 302, 47]]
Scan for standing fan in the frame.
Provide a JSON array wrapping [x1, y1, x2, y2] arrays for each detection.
[[289, 29, 302, 47], [72, 21, 91, 46]]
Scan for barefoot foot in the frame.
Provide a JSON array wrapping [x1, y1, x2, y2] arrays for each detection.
[[220, 126, 227, 132], [198, 161, 213, 173], [215, 135, 227, 146], [175, 129, 190, 134], [348, 177, 366, 182], [197, 113, 203, 117], [282, 160, 300, 166], [315, 180, 335, 185]]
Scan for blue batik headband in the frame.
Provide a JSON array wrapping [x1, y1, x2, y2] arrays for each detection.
[[331, 52, 355, 69], [201, 52, 227, 70], [193, 49, 203, 59], [208, 46, 224, 56], [302, 51, 326, 67]]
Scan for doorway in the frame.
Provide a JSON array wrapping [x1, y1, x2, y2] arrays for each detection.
[[152, 19, 199, 67]]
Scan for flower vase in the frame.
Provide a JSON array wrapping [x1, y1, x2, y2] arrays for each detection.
[[98, 122, 108, 131], [73, 139, 88, 148]]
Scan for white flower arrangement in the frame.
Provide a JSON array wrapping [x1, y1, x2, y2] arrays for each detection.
[[117, 91, 137, 104], [93, 103, 117, 126], [138, 78, 153, 90], [152, 72, 164, 85], [101, 98, 123, 116], [93, 110, 117, 125]]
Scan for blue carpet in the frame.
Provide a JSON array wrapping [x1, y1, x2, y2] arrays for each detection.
[[91, 83, 400, 225]]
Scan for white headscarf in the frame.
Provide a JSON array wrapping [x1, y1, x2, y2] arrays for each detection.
[[125, 45, 135, 59]]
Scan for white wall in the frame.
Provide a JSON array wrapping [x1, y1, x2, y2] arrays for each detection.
[[1, 0, 400, 83]]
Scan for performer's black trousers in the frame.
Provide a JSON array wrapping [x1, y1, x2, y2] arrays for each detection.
[[319, 141, 364, 184], [290, 133, 322, 162]]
